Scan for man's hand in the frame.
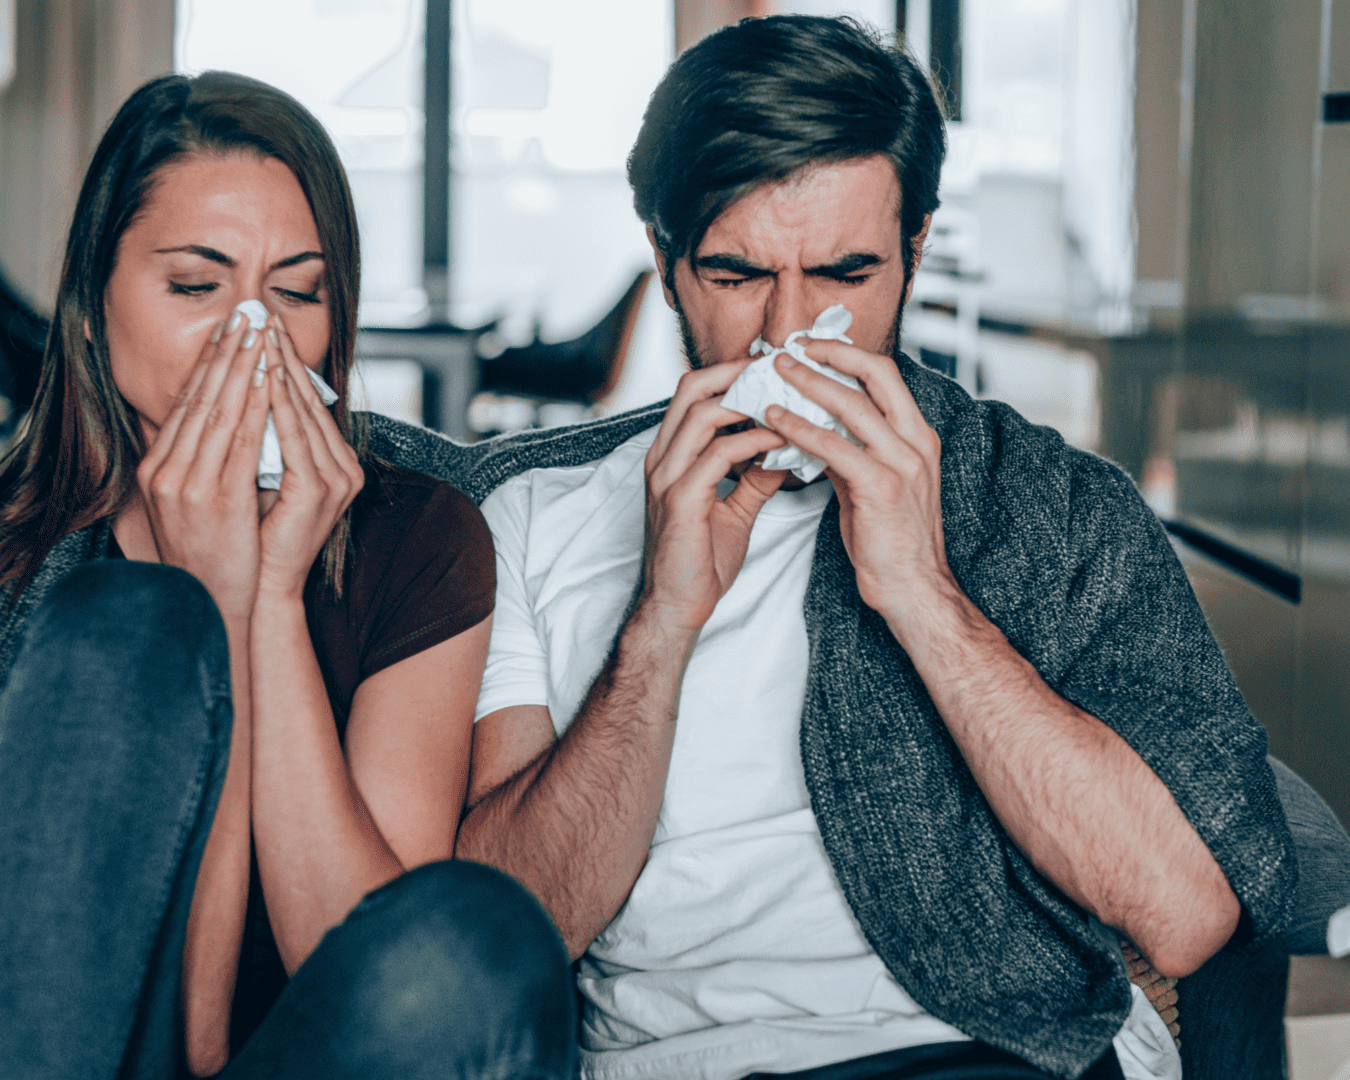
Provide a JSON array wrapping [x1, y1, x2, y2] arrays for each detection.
[[762, 340, 950, 639], [640, 360, 789, 633]]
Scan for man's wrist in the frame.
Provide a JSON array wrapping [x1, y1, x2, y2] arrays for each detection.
[[619, 593, 702, 677], [878, 568, 987, 658]]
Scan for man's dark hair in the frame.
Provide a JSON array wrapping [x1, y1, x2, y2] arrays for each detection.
[[628, 15, 947, 293]]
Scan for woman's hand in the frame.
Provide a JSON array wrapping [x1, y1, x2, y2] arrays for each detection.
[[256, 315, 364, 600], [136, 312, 271, 623]]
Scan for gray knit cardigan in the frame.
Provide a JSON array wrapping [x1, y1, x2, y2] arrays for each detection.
[[0, 353, 1294, 1079]]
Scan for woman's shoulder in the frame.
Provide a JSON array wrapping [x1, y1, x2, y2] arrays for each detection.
[[327, 460, 494, 680], [354, 461, 491, 557]]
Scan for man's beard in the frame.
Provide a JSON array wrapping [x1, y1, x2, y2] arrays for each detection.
[[672, 292, 905, 372]]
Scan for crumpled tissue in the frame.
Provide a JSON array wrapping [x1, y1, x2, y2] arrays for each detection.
[[1329, 904, 1350, 957], [232, 300, 339, 490], [719, 303, 861, 483]]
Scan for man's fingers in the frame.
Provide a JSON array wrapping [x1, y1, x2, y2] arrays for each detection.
[[663, 425, 786, 505], [649, 359, 755, 463], [764, 403, 886, 484], [775, 352, 940, 467], [798, 338, 931, 442], [722, 461, 790, 520], [649, 395, 770, 493]]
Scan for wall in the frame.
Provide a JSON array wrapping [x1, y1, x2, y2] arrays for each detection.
[[1184, 0, 1323, 310], [1114, 0, 1350, 824], [0, 0, 174, 310]]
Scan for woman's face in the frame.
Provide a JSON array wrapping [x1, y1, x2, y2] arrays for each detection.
[[104, 151, 332, 440]]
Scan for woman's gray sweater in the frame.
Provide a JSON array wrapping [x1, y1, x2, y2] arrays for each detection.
[[0, 353, 1294, 1079]]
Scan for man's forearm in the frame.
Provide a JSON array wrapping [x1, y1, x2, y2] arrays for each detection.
[[889, 574, 1240, 978], [456, 604, 696, 958]]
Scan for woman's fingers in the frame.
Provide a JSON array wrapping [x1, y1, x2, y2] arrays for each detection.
[[271, 317, 358, 481], [140, 318, 226, 472], [187, 316, 272, 476], [152, 312, 263, 483], [268, 363, 323, 484], [140, 313, 253, 487], [270, 359, 361, 509], [221, 351, 273, 487]]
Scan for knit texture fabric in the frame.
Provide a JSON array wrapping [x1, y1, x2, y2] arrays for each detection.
[[0, 355, 1294, 1079]]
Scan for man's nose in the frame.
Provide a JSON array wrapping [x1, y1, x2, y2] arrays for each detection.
[[759, 273, 816, 349]]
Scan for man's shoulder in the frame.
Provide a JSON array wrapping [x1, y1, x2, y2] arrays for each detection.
[[482, 424, 654, 519], [366, 402, 667, 506], [898, 353, 1132, 500]]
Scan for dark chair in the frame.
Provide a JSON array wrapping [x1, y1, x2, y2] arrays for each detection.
[[0, 269, 46, 423], [476, 270, 653, 405]]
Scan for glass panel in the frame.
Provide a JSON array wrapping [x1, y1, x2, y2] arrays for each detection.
[[175, 0, 426, 325], [450, 0, 674, 341]]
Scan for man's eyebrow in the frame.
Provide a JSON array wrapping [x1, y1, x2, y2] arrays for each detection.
[[693, 253, 771, 276], [805, 253, 884, 276], [152, 246, 324, 272]]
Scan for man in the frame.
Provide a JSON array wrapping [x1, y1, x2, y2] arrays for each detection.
[[369, 15, 1345, 1080]]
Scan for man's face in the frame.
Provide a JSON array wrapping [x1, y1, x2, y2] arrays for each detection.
[[655, 155, 911, 369]]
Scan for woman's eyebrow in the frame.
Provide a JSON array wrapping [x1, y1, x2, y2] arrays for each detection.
[[154, 244, 234, 266], [270, 251, 324, 271], [151, 245, 324, 271]]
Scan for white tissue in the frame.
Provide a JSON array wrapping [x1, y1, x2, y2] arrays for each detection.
[[719, 303, 862, 482], [1329, 905, 1350, 957], [235, 299, 269, 332], [231, 300, 340, 491]]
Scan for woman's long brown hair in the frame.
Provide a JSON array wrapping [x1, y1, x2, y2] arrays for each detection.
[[0, 71, 369, 600]]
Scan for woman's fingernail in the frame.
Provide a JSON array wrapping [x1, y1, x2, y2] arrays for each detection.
[[243, 328, 257, 348], [210, 321, 224, 343], [274, 364, 286, 382], [777, 354, 798, 369], [253, 368, 265, 388], [273, 313, 286, 334], [228, 311, 243, 332], [765, 404, 784, 422], [258, 351, 267, 371], [267, 328, 278, 347]]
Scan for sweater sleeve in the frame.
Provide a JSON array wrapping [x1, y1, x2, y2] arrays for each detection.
[[1050, 452, 1296, 943]]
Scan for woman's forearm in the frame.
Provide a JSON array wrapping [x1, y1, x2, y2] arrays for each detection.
[[248, 590, 403, 974], [182, 614, 254, 1078]]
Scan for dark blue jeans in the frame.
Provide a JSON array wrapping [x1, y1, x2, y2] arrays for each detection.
[[0, 561, 576, 1080]]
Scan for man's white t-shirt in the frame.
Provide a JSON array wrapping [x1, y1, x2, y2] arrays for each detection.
[[476, 427, 1181, 1080]]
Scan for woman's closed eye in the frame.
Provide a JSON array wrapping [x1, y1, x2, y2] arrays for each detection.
[[168, 279, 218, 297], [271, 285, 323, 306]]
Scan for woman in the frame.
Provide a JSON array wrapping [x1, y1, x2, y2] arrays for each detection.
[[0, 72, 574, 1078]]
